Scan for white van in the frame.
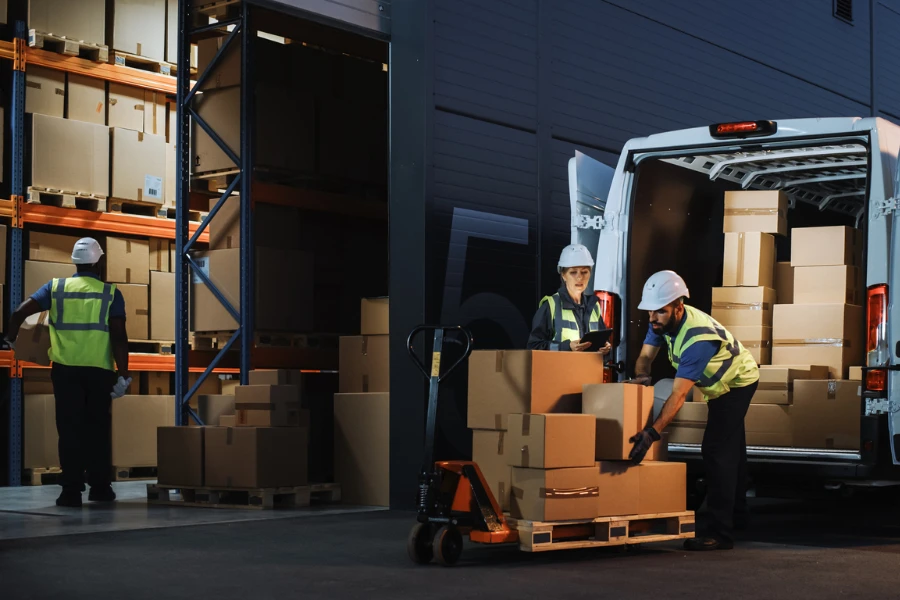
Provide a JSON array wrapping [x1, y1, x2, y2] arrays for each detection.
[[569, 118, 900, 490]]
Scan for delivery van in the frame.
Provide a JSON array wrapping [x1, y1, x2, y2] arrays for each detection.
[[569, 118, 900, 493]]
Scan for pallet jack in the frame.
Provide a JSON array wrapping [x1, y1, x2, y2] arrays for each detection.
[[405, 325, 518, 567]]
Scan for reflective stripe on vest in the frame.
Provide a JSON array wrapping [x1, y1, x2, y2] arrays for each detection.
[[540, 293, 602, 351], [665, 305, 759, 400], [48, 277, 116, 371]]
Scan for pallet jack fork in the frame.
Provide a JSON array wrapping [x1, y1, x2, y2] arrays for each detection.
[[406, 325, 518, 566]]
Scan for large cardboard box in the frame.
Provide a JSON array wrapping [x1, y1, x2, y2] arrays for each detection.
[[15, 311, 52, 366], [249, 369, 305, 386], [506, 414, 596, 469], [193, 86, 239, 173], [32, 114, 109, 197], [25, 65, 65, 117], [24, 260, 71, 298], [196, 33, 241, 90], [149, 238, 170, 272], [108, 0, 166, 61], [711, 287, 776, 327], [772, 303, 864, 378], [791, 226, 862, 268], [118, 283, 149, 340], [665, 401, 707, 445], [23, 370, 54, 394], [638, 462, 687, 514], [582, 383, 653, 461], [774, 261, 794, 305], [24, 394, 58, 468], [157, 426, 203, 487], [744, 404, 792, 447], [166, 0, 178, 63], [106, 237, 150, 284], [723, 190, 787, 236], [722, 232, 774, 287], [754, 365, 830, 405], [205, 426, 309, 488], [207, 197, 302, 251], [143, 371, 171, 395], [339, 335, 389, 394], [467, 350, 608, 431], [361, 297, 389, 336], [334, 392, 390, 506], [794, 266, 861, 305], [111, 128, 166, 204], [150, 271, 174, 340], [165, 143, 176, 206], [730, 325, 771, 365], [108, 83, 145, 131], [596, 461, 640, 517], [472, 430, 511, 512], [28, 231, 78, 264], [235, 385, 307, 427], [792, 380, 861, 450], [111, 395, 176, 467], [198, 394, 235, 428], [188, 372, 221, 396], [144, 90, 167, 136], [510, 466, 599, 522], [67, 74, 106, 125], [29, 0, 106, 46]]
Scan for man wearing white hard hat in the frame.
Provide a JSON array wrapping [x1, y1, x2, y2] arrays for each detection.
[[527, 244, 612, 355], [6, 238, 131, 508], [626, 270, 758, 551]]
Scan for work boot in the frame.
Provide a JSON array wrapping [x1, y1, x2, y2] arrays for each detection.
[[684, 536, 734, 551], [56, 489, 83, 508], [88, 485, 117, 503]]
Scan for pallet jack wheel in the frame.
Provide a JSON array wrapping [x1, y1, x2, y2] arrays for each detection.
[[408, 523, 435, 564], [432, 525, 463, 566]]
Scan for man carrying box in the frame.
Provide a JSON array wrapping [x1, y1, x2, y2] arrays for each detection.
[[6, 238, 132, 508], [627, 270, 759, 551]]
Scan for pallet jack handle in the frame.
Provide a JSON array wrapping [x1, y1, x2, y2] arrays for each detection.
[[406, 325, 473, 383]]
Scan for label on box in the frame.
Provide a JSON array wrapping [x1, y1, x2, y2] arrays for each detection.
[[192, 256, 210, 284], [144, 175, 163, 200]]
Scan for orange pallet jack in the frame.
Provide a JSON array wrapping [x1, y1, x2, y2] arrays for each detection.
[[406, 326, 518, 566]]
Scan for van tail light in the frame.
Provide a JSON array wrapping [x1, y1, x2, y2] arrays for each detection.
[[866, 284, 889, 392], [595, 290, 618, 382]]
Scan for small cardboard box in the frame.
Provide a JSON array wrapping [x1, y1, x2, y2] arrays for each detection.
[[792, 380, 861, 450], [32, 114, 110, 197], [249, 369, 305, 386], [106, 237, 150, 284], [849, 366, 863, 381], [24, 260, 72, 298], [118, 283, 149, 340], [754, 365, 831, 405], [582, 383, 653, 461], [108, 0, 166, 61], [24, 394, 58, 468], [665, 401, 707, 444], [723, 190, 787, 236], [67, 73, 106, 125], [596, 461, 640, 517], [219, 414, 236, 427], [791, 226, 862, 268], [334, 392, 390, 506], [198, 394, 235, 428], [149, 238, 170, 272], [234, 385, 307, 427], [729, 325, 771, 365], [15, 311, 52, 366], [339, 335, 389, 394], [205, 426, 308, 488], [506, 414, 596, 469], [774, 262, 794, 304], [794, 266, 861, 305], [472, 430, 511, 512], [150, 271, 175, 340], [28, 231, 79, 264], [29, 0, 106, 46], [157, 426, 204, 487], [111, 395, 176, 467], [361, 297, 389, 335], [722, 232, 775, 287], [108, 82, 145, 131], [711, 287, 776, 327], [25, 65, 65, 117], [772, 303, 864, 378], [510, 466, 599, 522], [744, 404, 792, 447], [111, 128, 166, 204], [637, 462, 687, 514]]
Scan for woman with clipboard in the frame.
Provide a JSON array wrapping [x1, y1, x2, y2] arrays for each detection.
[[526, 244, 613, 354]]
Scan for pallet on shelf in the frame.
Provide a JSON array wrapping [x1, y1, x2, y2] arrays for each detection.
[[194, 169, 240, 193], [23, 467, 62, 486], [28, 30, 108, 63], [113, 466, 158, 482], [107, 198, 166, 218], [157, 205, 206, 222], [27, 187, 107, 212], [128, 340, 175, 355], [146, 482, 341, 510], [191, 331, 336, 350], [111, 50, 173, 76]]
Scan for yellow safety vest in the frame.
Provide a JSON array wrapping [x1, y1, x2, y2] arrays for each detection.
[[665, 305, 758, 400], [539, 293, 603, 351], [48, 277, 117, 371]]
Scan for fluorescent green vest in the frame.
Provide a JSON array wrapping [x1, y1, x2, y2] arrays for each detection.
[[539, 293, 603, 351], [665, 305, 759, 400], [48, 277, 116, 371]]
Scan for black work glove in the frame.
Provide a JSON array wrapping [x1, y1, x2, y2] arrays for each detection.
[[628, 426, 661, 464], [624, 375, 652, 386]]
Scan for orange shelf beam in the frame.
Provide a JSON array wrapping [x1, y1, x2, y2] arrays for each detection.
[[26, 46, 177, 95], [0, 199, 14, 219]]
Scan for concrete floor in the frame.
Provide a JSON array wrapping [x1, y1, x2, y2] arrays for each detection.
[[1, 484, 899, 599]]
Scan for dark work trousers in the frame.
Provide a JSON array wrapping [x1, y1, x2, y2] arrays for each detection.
[[51, 363, 116, 491], [701, 380, 758, 542]]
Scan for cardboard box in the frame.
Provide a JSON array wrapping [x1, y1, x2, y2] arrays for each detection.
[[730, 325, 771, 365], [23, 370, 54, 394], [169, 242, 175, 272], [249, 369, 305, 386], [118, 283, 149, 340], [754, 365, 831, 405], [722, 232, 775, 287], [150, 271, 174, 340], [205, 426, 308, 488], [29, 0, 106, 46], [188, 372, 221, 396], [582, 383, 653, 461], [774, 262, 794, 304], [67, 73, 106, 125], [792, 380, 861, 450], [794, 266, 861, 305], [111, 128, 166, 204], [15, 311, 52, 366], [334, 392, 390, 506], [723, 190, 787, 236], [646, 431, 669, 461], [108, 83, 145, 131], [25, 65, 65, 117], [711, 287, 776, 327], [665, 401, 708, 445], [24, 394, 58, 468], [143, 371, 171, 395], [106, 237, 150, 284], [193, 86, 238, 173], [744, 404, 792, 447], [467, 350, 609, 431], [32, 114, 109, 197], [166, 0, 177, 63], [0, 224, 7, 283], [108, 0, 166, 61], [221, 378, 240, 395], [111, 395, 176, 467], [506, 414, 596, 469], [198, 394, 235, 428], [791, 226, 862, 268], [144, 90, 167, 136], [637, 462, 687, 514], [361, 297, 389, 336], [24, 260, 72, 298], [165, 143, 176, 206], [472, 430, 511, 512], [207, 196, 302, 251], [849, 366, 863, 381], [595, 461, 640, 517], [196, 33, 241, 90], [339, 335, 389, 394], [234, 385, 307, 427], [149, 238, 170, 272], [772, 303, 864, 378], [28, 231, 79, 264], [510, 466, 599, 522], [219, 414, 236, 427], [157, 426, 203, 487]]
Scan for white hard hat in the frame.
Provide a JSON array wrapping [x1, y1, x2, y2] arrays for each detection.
[[71, 237, 104, 265], [558, 244, 594, 272], [637, 270, 690, 311]]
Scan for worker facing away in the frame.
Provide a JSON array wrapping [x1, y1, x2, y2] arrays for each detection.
[[5, 238, 131, 508], [627, 270, 759, 551], [527, 244, 612, 355]]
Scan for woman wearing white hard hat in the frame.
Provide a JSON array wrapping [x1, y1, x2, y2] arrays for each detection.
[[526, 244, 611, 355], [626, 270, 759, 552]]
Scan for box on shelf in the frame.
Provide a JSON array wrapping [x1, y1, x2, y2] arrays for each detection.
[[744, 404, 792, 447], [111, 128, 166, 205], [234, 385, 307, 427], [188, 372, 221, 396], [792, 380, 861, 450], [165, 143, 176, 206], [361, 297, 389, 336], [665, 401, 708, 445], [23, 370, 53, 394], [774, 262, 794, 305], [111, 395, 176, 467], [149, 239, 170, 272], [15, 311, 51, 366], [166, 0, 177, 63], [595, 461, 639, 517], [722, 232, 775, 288], [0, 224, 6, 282], [772, 303, 864, 379], [29, 0, 106, 47], [506, 414, 596, 469], [205, 426, 308, 488], [143, 371, 171, 395], [106, 237, 150, 284], [339, 335, 389, 394], [28, 231, 79, 264], [221, 378, 240, 395], [754, 365, 830, 405], [472, 430, 511, 512], [849, 366, 863, 381], [32, 114, 110, 198], [711, 287, 776, 327], [157, 426, 204, 487], [150, 271, 175, 341], [249, 369, 305, 386], [25, 65, 65, 118], [791, 226, 862, 268], [108, 0, 166, 61], [730, 325, 771, 365], [196, 33, 240, 90], [67, 73, 106, 125], [334, 392, 389, 506], [637, 462, 687, 514], [24, 394, 58, 469], [24, 260, 71, 298], [510, 466, 599, 522], [723, 190, 787, 236], [207, 196, 302, 251], [108, 82, 145, 131], [219, 414, 236, 427], [198, 395, 235, 428], [118, 283, 149, 340], [794, 266, 861, 305], [144, 90, 167, 136], [582, 383, 653, 461]]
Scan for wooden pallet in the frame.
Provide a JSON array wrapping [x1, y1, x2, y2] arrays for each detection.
[[507, 511, 695, 552], [146, 482, 341, 510], [194, 169, 241, 194], [28, 30, 108, 62], [113, 466, 158, 482], [23, 467, 62, 486], [27, 187, 107, 212], [128, 340, 175, 355], [191, 331, 334, 350], [156, 205, 206, 222], [111, 50, 174, 76], [108, 198, 166, 218]]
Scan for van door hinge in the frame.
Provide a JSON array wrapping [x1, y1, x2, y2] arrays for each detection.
[[574, 215, 606, 230], [873, 196, 900, 219]]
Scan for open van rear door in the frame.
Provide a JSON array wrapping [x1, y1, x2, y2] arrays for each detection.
[[568, 151, 615, 292]]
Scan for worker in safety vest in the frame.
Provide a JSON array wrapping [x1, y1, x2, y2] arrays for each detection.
[[627, 271, 759, 551], [5, 238, 131, 508], [527, 244, 612, 355]]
